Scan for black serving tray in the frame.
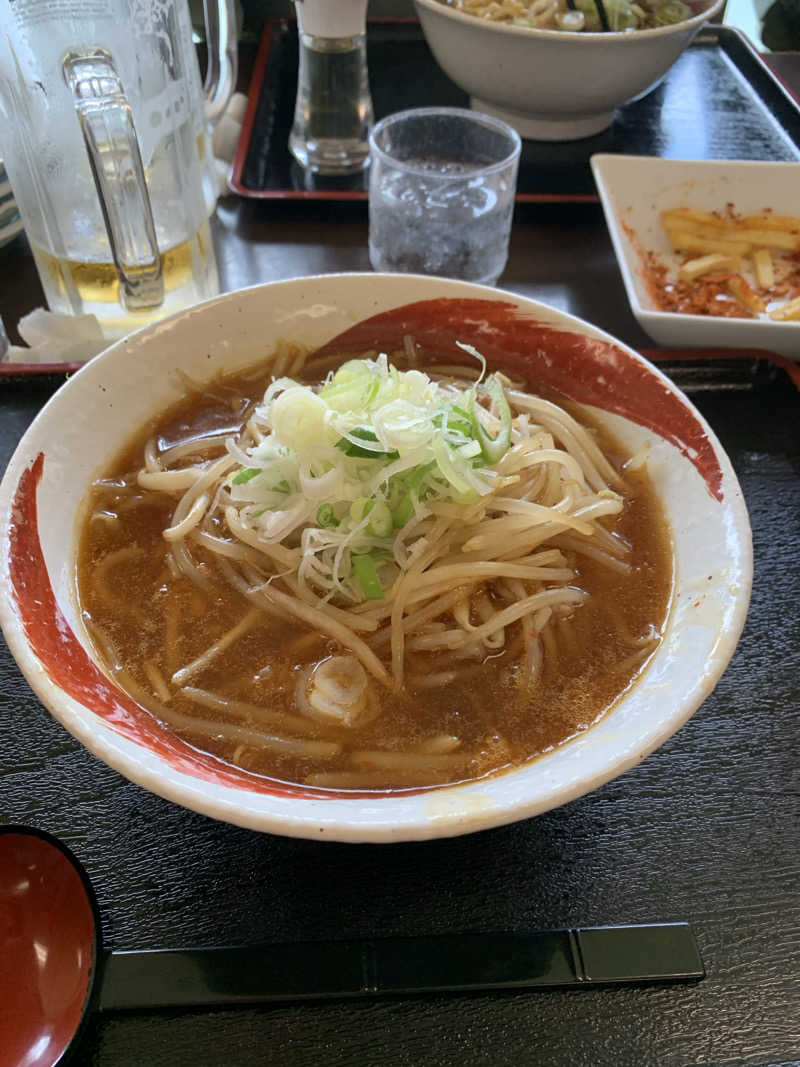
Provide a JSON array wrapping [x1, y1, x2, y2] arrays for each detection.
[[230, 20, 800, 202]]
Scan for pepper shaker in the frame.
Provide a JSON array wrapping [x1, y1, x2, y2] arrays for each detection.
[[289, 0, 374, 175]]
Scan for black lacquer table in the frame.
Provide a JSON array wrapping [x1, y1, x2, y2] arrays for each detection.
[[1, 45, 799, 1067]]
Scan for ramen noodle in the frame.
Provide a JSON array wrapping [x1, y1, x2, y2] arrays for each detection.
[[77, 342, 673, 790]]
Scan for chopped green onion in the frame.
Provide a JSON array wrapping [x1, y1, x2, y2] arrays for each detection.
[[411, 460, 437, 487], [237, 355, 503, 604], [470, 376, 512, 465], [366, 499, 392, 537], [336, 428, 399, 459], [432, 435, 473, 496], [433, 408, 474, 438], [609, 1, 640, 29], [316, 503, 339, 528], [320, 375, 380, 412], [458, 440, 482, 460], [348, 496, 391, 536], [392, 496, 414, 530], [352, 554, 384, 600], [655, 0, 690, 22], [574, 0, 602, 28], [232, 467, 262, 485], [455, 341, 487, 382], [390, 460, 437, 529], [345, 427, 380, 443], [451, 403, 473, 423], [350, 497, 374, 523]]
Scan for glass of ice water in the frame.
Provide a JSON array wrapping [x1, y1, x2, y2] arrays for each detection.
[[368, 107, 521, 287]]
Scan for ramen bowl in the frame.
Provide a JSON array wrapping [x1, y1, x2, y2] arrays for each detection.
[[413, 0, 724, 140], [0, 274, 751, 842]]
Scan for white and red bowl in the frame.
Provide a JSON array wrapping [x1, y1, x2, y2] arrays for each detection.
[[414, 0, 724, 140], [0, 274, 752, 842]]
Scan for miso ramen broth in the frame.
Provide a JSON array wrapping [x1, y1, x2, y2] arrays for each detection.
[[76, 344, 673, 790]]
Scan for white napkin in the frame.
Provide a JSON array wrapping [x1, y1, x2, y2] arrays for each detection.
[[5, 308, 109, 365], [213, 91, 248, 194]]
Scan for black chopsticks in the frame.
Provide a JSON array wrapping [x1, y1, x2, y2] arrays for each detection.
[[564, 0, 612, 31], [100, 922, 704, 1011], [594, 0, 612, 30]]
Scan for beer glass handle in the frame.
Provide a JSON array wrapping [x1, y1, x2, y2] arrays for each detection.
[[203, 0, 238, 122], [62, 49, 164, 312]]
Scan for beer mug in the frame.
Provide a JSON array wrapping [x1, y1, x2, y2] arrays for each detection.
[[0, 0, 237, 339]]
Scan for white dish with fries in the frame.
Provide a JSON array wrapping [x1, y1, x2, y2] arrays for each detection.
[[591, 155, 800, 360]]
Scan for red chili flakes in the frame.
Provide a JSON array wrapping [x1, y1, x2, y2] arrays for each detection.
[[642, 252, 753, 318]]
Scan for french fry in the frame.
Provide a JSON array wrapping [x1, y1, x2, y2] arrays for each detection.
[[735, 228, 800, 252], [666, 230, 751, 258], [678, 253, 740, 282], [656, 205, 800, 323], [661, 208, 732, 229], [741, 213, 800, 233], [727, 275, 766, 314], [664, 220, 747, 242], [662, 211, 800, 252], [769, 294, 800, 321], [752, 248, 775, 289]]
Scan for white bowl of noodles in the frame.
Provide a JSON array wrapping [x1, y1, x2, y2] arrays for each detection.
[[0, 274, 751, 842], [414, 0, 724, 140]]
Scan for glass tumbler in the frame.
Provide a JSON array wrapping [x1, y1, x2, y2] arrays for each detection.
[[368, 107, 521, 287]]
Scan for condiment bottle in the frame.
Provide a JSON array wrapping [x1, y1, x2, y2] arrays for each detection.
[[289, 0, 374, 174]]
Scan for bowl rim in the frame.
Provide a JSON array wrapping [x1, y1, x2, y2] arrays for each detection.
[[591, 153, 800, 329], [0, 273, 753, 842], [413, 0, 725, 41]]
